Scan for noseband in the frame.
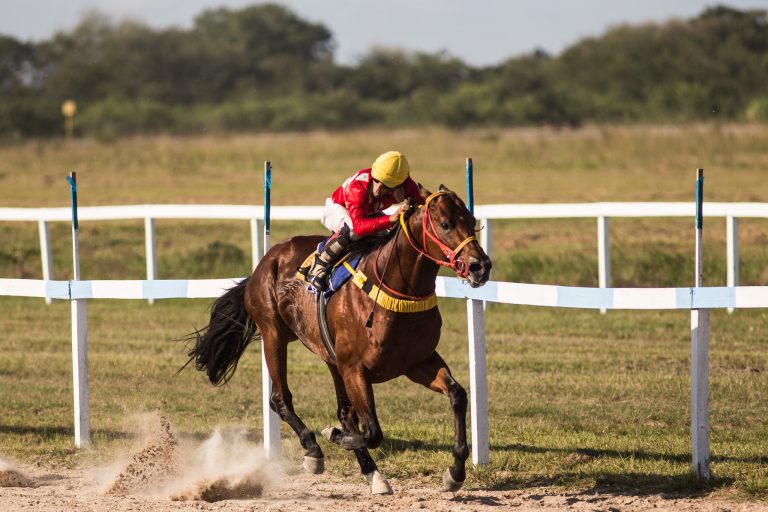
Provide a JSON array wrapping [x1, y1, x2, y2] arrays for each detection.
[[399, 191, 477, 278]]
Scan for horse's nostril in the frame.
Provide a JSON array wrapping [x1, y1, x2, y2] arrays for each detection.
[[469, 262, 483, 274]]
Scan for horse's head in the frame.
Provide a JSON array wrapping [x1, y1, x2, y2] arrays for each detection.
[[405, 184, 492, 288]]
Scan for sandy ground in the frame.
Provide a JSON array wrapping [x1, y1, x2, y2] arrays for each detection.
[[2, 417, 766, 511], [2, 464, 767, 512]]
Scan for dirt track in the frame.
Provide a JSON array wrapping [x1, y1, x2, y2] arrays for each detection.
[[2, 464, 767, 512], [3, 416, 766, 511]]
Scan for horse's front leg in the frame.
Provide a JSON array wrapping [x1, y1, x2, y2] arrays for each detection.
[[405, 351, 469, 492], [322, 364, 392, 494], [338, 363, 383, 450]]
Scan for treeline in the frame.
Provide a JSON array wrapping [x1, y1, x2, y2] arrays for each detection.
[[1, 3, 767, 137]]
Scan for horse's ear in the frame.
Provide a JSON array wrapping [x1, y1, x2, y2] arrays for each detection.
[[438, 184, 449, 192], [417, 183, 431, 200]]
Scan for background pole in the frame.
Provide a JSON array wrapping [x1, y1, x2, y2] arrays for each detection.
[[466, 157, 489, 465], [67, 172, 89, 447], [261, 161, 281, 457]]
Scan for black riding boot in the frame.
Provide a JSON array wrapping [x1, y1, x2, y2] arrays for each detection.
[[307, 225, 353, 291]]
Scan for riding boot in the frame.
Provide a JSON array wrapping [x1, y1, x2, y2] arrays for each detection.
[[307, 225, 353, 291]]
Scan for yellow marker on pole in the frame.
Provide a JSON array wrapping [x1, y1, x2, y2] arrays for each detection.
[[61, 100, 77, 141]]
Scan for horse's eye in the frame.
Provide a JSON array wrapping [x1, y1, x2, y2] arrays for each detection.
[[440, 222, 451, 230]]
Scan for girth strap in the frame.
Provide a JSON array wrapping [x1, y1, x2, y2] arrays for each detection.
[[317, 294, 338, 364]]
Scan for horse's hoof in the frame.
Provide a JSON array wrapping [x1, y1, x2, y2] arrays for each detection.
[[303, 455, 325, 474], [365, 470, 393, 495], [321, 426, 341, 442], [442, 468, 464, 492]]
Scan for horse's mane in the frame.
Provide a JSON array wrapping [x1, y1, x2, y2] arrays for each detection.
[[349, 207, 420, 260]]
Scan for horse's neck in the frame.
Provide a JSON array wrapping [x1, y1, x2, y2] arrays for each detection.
[[369, 219, 439, 298]]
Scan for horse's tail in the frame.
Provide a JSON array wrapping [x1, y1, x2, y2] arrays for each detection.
[[181, 277, 259, 386]]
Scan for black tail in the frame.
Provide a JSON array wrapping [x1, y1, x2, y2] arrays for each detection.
[[181, 277, 258, 386]]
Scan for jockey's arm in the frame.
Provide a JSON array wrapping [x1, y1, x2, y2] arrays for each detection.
[[402, 177, 426, 206], [345, 186, 393, 238]]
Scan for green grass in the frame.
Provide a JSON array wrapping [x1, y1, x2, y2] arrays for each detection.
[[2, 297, 766, 498], [2, 125, 768, 499]]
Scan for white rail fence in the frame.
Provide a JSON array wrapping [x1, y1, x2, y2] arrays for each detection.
[[3, 275, 768, 475], [2, 201, 768, 300], [3, 201, 768, 480]]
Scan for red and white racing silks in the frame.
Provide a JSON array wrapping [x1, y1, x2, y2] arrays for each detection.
[[330, 168, 424, 237]]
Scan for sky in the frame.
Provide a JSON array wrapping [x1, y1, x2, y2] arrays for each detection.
[[1, 0, 765, 66]]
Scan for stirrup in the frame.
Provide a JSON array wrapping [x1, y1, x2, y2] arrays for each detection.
[[310, 273, 329, 291], [307, 256, 330, 290]]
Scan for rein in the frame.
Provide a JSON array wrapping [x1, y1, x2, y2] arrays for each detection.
[[399, 191, 477, 279]]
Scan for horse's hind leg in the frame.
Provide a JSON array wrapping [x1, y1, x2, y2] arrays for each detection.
[[322, 365, 392, 494], [405, 351, 469, 492], [261, 326, 324, 473]]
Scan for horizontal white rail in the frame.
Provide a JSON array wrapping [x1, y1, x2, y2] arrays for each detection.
[[474, 202, 768, 219], [3, 277, 767, 310], [0, 205, 323, 222], [4, 202, 761, 305], [2, 202, 768, 223]]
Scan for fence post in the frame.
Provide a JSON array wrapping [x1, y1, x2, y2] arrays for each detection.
[[479, 217, 491, 262], [261, 161, 281, 458], [144, 217, 157, 305], [38, 219, 53, 305], [250, 218, 264, 270], [67, 172, 90, 447], [726, 215, 739, 314], [466, 157, 490, 465], [597, 215, 611, 314], [691, 168, 710, 480]]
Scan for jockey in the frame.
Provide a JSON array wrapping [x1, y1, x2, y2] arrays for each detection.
[[306, 150, 425, 291]]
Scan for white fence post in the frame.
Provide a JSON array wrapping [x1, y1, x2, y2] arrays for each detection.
[[467, 299, 490, 465], [726, 215, 739, 314], [250, 218, 264, 271], [67, 172, 90, 447], [691, 308, 710, 479], [597, 216, 611, 314], [144, 217, 157, 305], [479, 217, 491, 261], [38, 220, 53, 305], [691, 169, 710, 480], [465, 158, 489, 465], [261, 161, 281, 457]]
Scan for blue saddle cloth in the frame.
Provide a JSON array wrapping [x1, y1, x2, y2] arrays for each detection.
[[315, 238, 362, 298]]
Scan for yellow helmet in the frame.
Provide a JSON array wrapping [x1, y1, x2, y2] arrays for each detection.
[[371, 151, 410, 188]]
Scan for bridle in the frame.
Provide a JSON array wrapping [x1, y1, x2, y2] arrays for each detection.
[[398, 191, 477, 278]]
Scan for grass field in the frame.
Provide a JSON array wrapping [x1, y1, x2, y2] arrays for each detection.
[[1, 124, 768, 499]]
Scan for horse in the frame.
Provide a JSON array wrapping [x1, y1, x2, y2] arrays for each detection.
[[185, 184, 492, 494]]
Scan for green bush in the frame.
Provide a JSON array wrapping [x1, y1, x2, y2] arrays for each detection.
[[745, 97, 768, 121], [0, 97, 61, 138], [78, 97, 179, 139]]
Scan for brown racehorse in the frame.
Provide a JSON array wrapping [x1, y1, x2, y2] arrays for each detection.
[[185, 185, 492, 494]]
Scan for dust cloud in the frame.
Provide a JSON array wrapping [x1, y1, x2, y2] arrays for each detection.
[[102, 413, 282, 502], [0, 457, 35, 488]]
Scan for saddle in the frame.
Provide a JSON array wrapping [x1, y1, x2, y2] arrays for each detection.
[[295, 231, 438, 364]]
